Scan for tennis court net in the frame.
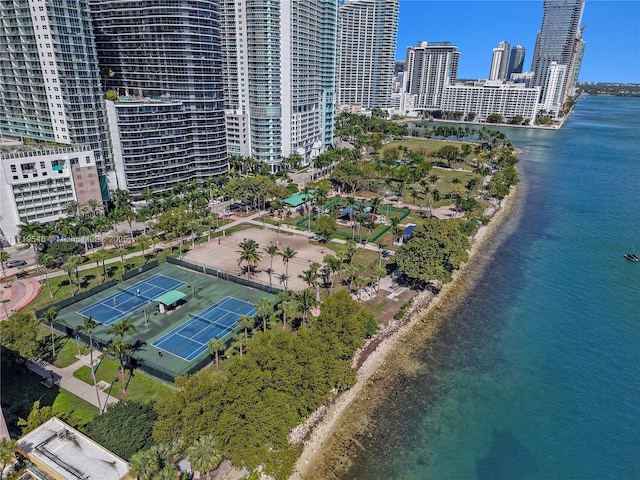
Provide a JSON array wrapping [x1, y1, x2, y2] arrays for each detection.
[[189, 312, 236, 333], [117, 286, 154, 302]]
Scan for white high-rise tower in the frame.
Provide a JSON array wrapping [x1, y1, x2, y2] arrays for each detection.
[[531, 0, 586, 105], [337, 0, 399, 109], [221, 0, 339, 170], [489, 41, 511, 81]]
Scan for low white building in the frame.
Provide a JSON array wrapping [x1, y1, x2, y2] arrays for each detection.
[[0, 144, 102, 245], [17, 417, 129, 480], [441, 80, 541, 124]]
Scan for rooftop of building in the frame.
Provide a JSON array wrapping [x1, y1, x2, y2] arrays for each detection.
[[17, 418, 130, 480], [0, 140, 91, 160]]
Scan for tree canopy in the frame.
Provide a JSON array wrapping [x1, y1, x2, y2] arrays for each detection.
[[85, 401, 157, 460], [395, 219, 470, 284]]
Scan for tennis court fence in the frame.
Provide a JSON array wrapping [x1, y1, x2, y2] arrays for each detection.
[[122, 260, 159, 281], [166, 256, 281, 295], [36, 280, 117, 320], [36, 260, 160, 320]]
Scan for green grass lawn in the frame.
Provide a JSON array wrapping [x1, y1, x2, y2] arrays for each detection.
[[386, 137, 467, 153], [53, 336, 89, 368], [74, 357, 172, 404], [1, 365, 98, 432]]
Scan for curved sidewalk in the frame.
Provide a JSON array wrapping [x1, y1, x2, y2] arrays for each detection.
[[27, 352, 118, 411]]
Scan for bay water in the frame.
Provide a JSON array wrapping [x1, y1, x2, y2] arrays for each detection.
[[345, 96, 640, 480]]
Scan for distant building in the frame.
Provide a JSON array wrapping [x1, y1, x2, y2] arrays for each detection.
[[0, 0, 112, 219], [489, 41, 510, 81], [510, 72, 535, 88], [89, 0, 228, 198], [402, 41, 460, 113], [531, 0, 586, 106], [17, 417, 129, 480], [441, 80, 541, 125], [220, 0, 338, 169], [337, 0, 399, 109], [507, 45, 527, 79], [538, 62, 567, 116], [0, 145, 101, 245]]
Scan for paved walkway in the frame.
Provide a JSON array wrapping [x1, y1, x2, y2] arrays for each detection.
[[27, 352, 118, 411], [0, 277, 41, 321]]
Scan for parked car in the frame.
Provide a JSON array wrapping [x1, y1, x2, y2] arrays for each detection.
[[5, 260, 27, 268]]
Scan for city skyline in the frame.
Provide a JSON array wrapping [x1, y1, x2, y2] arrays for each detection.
[[396, 0, 640, 83]]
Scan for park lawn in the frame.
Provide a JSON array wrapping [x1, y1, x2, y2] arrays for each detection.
[[74, 357, 172, 404], [386, 137, 467, 153], [53, 336, 89, 368], [52, 389, 99, 430], [2, 366, 98, 432]]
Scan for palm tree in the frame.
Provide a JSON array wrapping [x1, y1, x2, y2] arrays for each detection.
[[76, 217, 95, 250], [232, 333, 244, 358], [323, 254, 342, 295], [134, 234, 148, 262], [108, 317, 135, 341], [77, 317, 101, 411], [389, 216, 401, 246], [237, 314, 254, 342], [355, 276, 368, 300], [108, 338, 133, 390], [0, 251, 9, 287], [86, 198, 103, 217], [38, 253, 56, 298], [295, 289, 317, 325], [40, 307, 60, 360], [116, 248, 128, 275], [61, 255, 83, 295], [373, 267, 387, 293], [236, 238, 261, 278], [0, 438, 18, 475], [186, 435, 222, 480], [55, 216, 76, 239], [89, 249, 108, 284], [281, 246, 296, 290], [63, 200, 81, 219], [129, 448, 158, 480], [255, 297, 273, 332], [207, 338, 226, 372], [264, 244, 279, 287], [301, 261, 320, 290]]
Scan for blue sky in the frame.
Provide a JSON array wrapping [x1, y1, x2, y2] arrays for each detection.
[[396, 1, 640, 83]]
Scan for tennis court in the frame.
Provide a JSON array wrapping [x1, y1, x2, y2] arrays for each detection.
[[152, 296, 255, 361], [76, 274, 185, 325]]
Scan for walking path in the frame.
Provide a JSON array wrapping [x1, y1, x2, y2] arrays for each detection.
[[27, 351, 117, 411], [0, 206, 414, 316]]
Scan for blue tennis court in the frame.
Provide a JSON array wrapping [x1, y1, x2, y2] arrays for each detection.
[[77, 274, 186, 325], [152, 296, 256, 361]]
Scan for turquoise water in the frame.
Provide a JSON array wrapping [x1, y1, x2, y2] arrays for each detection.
[[346, 96, 640, 480]]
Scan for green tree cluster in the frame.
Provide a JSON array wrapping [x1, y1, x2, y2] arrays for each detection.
[[85, 401, 157, 460], [153, 292, 375, 479], [395, 219, 470, 284]]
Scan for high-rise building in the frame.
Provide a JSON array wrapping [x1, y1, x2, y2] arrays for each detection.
[[402, 41, 460, 112], [489, 41, 510, 81], [89, 0, 228, 199], [530, 0, 585, 105], [0, 0, 111, 244], [507, 45, 526, 79], [337, 0, 399, 109], [221, 0, 339, 170], [0, 0, 112, 174]]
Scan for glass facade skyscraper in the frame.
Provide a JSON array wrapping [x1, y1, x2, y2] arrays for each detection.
[[337, 0, 399, 109], [0, 0, 112, 174], [89, 0, 228, 198], [221, 0, 338, 169], [530, 0, 585, 103]]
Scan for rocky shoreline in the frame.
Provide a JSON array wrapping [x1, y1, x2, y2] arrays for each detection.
[[288, 186, 519, 480]]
